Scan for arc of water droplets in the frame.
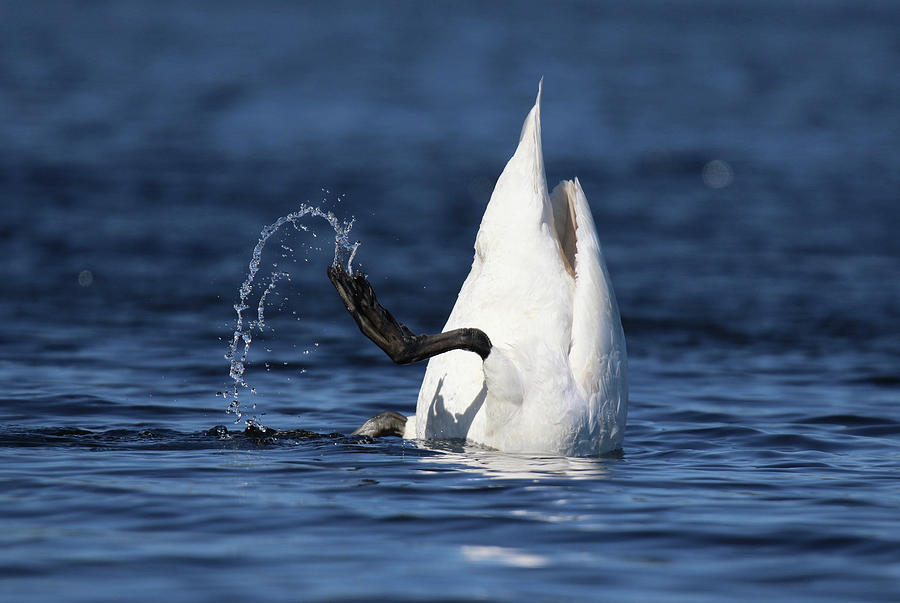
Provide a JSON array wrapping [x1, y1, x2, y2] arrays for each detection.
[[224, 203, 359, 425]]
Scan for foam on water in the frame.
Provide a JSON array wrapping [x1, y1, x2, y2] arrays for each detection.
[[223, 203, 359, 427]]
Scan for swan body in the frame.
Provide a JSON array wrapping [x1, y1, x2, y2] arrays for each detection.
[[406, 83, 628, 456]]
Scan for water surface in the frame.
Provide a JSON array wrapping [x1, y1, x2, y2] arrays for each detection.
[[2, 1, 899, 601]]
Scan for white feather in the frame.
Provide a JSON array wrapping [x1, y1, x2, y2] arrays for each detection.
[[407, 82, 628, 456]]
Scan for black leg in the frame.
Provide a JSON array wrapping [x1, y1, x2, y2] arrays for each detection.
[[327, 264, 491, 364], [352, 411, 408, 437]]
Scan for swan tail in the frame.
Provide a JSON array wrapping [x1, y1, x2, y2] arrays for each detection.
[[475, 81, 551, 256]]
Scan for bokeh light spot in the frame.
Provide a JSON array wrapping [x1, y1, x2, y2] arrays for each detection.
[[702, 159, 734, 189]]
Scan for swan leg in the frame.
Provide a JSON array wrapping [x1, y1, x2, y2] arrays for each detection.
[[327, 265, 491, 364], [352, 410, 408, 437]]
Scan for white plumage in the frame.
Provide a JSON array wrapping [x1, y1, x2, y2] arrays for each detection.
[[406, 83, 628, 455]]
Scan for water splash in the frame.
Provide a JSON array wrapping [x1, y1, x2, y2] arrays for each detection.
[[223, 203, 359, 428]]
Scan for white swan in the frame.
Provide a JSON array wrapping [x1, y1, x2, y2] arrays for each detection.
[[329, 82, 627, 456]]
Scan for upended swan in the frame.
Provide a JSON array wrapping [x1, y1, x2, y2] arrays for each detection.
[[328, 82, 628, 456]]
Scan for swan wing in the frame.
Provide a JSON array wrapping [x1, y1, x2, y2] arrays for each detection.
[[553, 178, 628, 449]]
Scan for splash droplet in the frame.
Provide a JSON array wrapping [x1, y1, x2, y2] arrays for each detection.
[[224, 203, 360, 427]]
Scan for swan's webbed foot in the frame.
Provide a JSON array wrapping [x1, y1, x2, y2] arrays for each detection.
[[352, 410, 408, 438], [327, 264, 491, 364]]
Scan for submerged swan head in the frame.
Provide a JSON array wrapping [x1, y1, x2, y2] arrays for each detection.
[[330, 82, 627, 456]]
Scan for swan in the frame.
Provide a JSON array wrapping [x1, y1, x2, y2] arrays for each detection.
[[329, 81, 628, 456]]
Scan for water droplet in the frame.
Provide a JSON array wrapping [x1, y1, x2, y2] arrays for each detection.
[[223, 202, 360, 427]]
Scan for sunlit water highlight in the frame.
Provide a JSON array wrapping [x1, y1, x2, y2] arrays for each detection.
[[223, 203, 359, 427]]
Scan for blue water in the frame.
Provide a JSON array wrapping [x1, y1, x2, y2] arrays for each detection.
[[2, 1, 899, 600]]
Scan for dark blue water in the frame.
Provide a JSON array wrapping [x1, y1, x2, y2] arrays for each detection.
[[2, 1, 899, 600]]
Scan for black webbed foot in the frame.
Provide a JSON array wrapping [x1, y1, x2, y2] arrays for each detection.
[[327, 264, 491, 364], [352, 411, 408, 437]]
